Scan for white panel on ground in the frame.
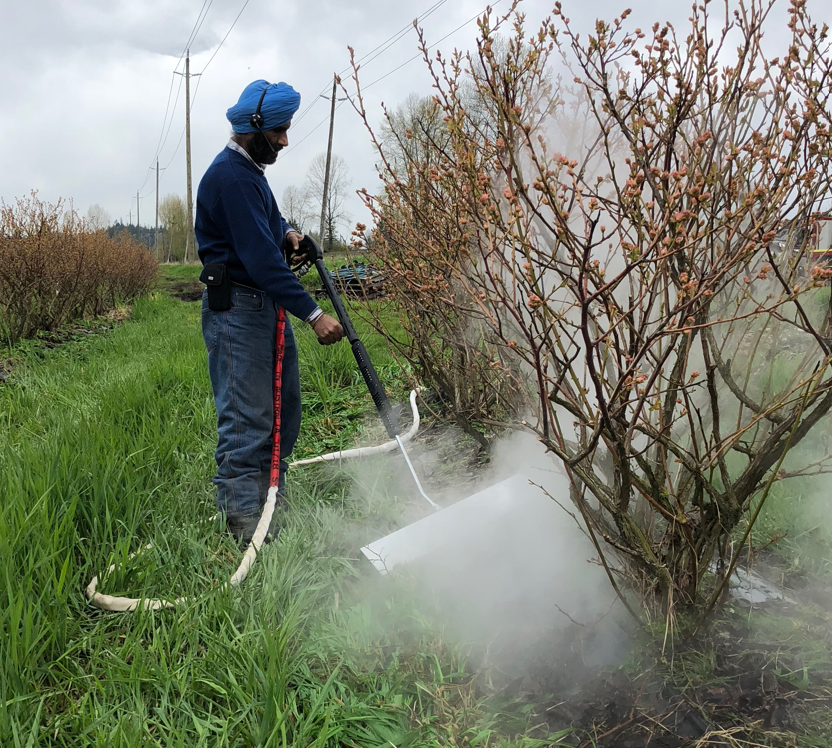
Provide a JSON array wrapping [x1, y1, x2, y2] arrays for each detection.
[[362, 473, 626, 675], [361, 474, 569, 573]]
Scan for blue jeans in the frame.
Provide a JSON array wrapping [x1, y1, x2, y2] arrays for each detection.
[[201, 287, 301, 521]]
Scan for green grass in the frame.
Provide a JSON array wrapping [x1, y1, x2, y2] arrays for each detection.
[[0, 269, 566, 747], [156, 262, 202, 281], [749, 462, 832, 583]]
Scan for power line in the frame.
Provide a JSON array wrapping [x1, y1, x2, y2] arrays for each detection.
[[340, 0, 448, 76], [165, 0, 213, 146], [153, 0, 499, 190], [199, 0, 252, 74], [161, 73, 205, 176], [182, 0, 211, 53], [135, 0, 214, 195], [353, 0, 448, 72], [161, 123, 187, 174], [361, 0, 505, 92], [186, 0, 215, 51], [358, 53, 423, 93], [284, 0, 504, 159], [291, 90, 327, 128], [155, 0, 252, 187], [137, 72, 178, 193], [156, 0, 251, 181], [292, 0, 449, 130], [156, 73, 185, 164], [282, 100, 348, 156]]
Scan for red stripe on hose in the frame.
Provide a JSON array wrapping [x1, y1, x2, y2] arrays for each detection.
[[270, 307, 286, 489]]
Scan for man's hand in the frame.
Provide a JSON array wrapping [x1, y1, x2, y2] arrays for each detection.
[[311, 313, 345, 345], [284, 231, 306, 265]]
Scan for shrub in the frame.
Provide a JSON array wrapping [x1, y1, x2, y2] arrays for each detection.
[[349, 0, 832, 620], [0, 193, 157, 345]]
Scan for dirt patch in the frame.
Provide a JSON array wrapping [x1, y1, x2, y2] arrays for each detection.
[[515, 611, 832, 747], [167, 280, 204, 302]]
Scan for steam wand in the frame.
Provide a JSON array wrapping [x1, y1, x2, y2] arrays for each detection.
[[295, 235, 440, 512]]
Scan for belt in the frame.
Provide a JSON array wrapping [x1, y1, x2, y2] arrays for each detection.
[[231, 281, 264, 293]]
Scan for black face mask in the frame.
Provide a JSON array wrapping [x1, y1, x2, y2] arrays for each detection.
[[247, 133, 279, 165]]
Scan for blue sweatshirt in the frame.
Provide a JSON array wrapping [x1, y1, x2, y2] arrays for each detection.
[[195, 146, 318, 321]]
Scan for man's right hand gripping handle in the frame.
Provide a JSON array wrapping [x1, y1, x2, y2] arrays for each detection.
[[311, 314, 344, 345]]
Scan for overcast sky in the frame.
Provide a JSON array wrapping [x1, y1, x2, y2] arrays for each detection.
[[0, 0, 807, 234]]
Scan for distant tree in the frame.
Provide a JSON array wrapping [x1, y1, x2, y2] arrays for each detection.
[[158, 194, 187, 263], [380, 93, 449, 173], [304, 153, 351, 252], [107, 222, 155, 250], [280, 185, 315, 235], [85, 204, 111, 232]]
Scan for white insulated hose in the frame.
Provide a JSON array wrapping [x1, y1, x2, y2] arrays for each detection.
[[288, 390, 421, 467], [85, 390, 422, 612]]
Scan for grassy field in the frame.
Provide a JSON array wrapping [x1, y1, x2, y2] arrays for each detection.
[[0, 266, 557, 747], [3, 266, 832, 746]]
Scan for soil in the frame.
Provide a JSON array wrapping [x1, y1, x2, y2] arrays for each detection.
[[502, 609, 832, 747], [166, 279, 203, 302]]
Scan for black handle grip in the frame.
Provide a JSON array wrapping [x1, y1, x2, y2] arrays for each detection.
[[302, 235, 400, 438]]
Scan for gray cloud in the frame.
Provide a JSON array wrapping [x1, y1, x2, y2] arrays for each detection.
[[0, 0, 808, 227]]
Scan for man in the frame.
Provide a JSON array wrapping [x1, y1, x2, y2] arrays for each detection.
[[195, 79, 344, 544]]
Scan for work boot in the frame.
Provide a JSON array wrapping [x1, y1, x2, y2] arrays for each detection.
[[225, 512, 272, 546]]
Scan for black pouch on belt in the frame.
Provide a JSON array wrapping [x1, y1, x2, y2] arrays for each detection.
[[199, 263, 232, 311]]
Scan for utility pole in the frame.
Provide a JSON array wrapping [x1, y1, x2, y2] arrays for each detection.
[[184, 51, 193, 263], [136, 190, 140, 227], [155, 160, 160, 261], [175, 50, 200, 263], [318, 75, 337, 253]]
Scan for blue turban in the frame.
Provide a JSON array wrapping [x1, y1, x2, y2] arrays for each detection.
[[226, 80, 301, 134]]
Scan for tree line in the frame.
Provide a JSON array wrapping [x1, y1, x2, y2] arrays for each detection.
[[85, 150, 352, 263]]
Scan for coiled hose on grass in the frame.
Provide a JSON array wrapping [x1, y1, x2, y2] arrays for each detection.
[[84, 390, 422, 612]]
